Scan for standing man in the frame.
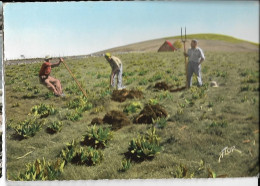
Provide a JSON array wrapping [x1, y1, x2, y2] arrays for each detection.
[[104, 53, 125, 90], [184, 39, 205, 88], [39, 55, 65, 96]]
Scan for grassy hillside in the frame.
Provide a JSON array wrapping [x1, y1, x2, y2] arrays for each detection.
[[95, 33, 258, 55], [166, 33, 259, 46], [5, 49, 259, 180]]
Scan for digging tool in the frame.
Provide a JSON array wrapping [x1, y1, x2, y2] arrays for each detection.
[[60, 58, 88, 98], [181, 27, 188, 88]]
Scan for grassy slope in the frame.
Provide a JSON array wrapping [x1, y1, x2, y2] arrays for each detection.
[[166, 33, 259, 46], [5, 49, 259, 179], [94, 33, 258, 55]]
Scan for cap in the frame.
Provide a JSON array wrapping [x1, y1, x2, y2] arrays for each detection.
[[105, 53, 111, 58]]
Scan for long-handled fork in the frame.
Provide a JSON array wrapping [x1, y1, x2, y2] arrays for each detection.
[[181, 27, 188, 88]]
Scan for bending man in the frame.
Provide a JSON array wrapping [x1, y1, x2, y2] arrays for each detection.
[[104, 53, 125, 90], [39, 56, 64, 96]]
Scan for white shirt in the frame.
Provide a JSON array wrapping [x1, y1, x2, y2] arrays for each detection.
[[187, 47, 205, 63], [108, 56, 122, 71]]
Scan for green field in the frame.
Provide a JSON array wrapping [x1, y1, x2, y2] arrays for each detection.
[[5, 46, 259, 179]]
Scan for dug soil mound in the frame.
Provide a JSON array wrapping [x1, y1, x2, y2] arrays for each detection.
[[91, 117, 103, 125], [154, 82, 170, 90], [103, 110, 131, 130], [154, 81, 186, 92], [111, 89, 143, 102], [134, 104, 168, 124]]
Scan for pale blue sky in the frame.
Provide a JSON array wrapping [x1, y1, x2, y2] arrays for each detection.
[[3, 1, 259, 60]]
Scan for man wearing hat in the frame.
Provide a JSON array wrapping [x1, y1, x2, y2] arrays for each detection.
[[104, 53, 125, 90], [39, 56, 64, 96], [184, 39, 205, 88]]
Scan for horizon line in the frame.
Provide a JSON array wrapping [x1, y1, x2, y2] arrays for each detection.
[[3, 32, 259, 61]]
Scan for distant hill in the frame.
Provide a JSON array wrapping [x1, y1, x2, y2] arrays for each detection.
[[166, 33, 259, 45], [94, 33, 259, 54], [4, 34, 259, 64]]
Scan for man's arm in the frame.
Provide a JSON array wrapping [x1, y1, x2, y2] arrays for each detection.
[[110, 73, 114, 86], [199, 58, 204, 65], [199, 49, 205, 65], [51, 58, 63, 67]]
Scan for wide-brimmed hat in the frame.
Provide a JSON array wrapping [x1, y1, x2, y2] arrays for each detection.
[[44, 55, 52, 60], [210, 81, 218, 87]]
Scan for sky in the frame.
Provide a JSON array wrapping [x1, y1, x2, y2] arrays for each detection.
[[3, 1, 259, 60]]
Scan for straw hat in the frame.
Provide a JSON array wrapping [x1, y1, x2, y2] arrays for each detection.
[[210, 81, 218, 87], [44, 55, 52, 61]]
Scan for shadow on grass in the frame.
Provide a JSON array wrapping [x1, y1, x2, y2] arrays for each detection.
[[80, 138, 106, 150], [22, 95, 38, 99], [160, 136, 178, 146], [10, 133, 28, 141], [123, 151, 155, 163], [46, 128, 57, 135]]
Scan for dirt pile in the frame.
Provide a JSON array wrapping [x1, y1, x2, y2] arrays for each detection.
[[103, 110, 131, 130], [154, 82, 170, 90], [134, 104, 168, 124], [111, 89, 143, 102], [154, 81, 186, 92], [91, 117, 103, 125]]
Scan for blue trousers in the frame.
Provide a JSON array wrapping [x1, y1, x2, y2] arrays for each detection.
[[187, 61, 202, 87]]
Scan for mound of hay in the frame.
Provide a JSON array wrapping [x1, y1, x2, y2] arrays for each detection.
[[154, 82, 169, 90], [91, 117, 103, 125], [134, 104, 168, 124], [103, 110, 131, 130], [112, 89, 143, 102]]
